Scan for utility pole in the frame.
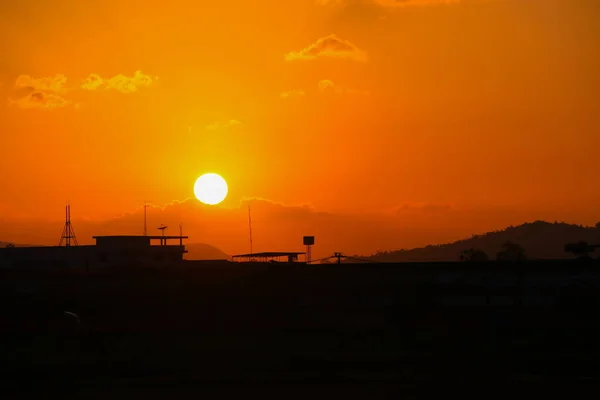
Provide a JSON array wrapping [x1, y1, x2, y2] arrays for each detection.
[[143, 200, 152, 236], [334, 252, 344, 265], [248, 205, 253, 255]]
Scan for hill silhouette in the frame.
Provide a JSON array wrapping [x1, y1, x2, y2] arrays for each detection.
[[0, 241, 33, 248], [183, 242, 230, 261], [362, 221, 600, 262]]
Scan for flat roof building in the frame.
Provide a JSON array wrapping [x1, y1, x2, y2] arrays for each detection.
[[0, 235, 189, 270], [232, 252, 306, 263]]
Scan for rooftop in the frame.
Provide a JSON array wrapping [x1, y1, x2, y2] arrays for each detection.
[[232, 252, 305, 258]]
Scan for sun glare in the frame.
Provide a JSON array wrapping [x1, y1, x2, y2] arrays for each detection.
[[194, 173, 228, 205]]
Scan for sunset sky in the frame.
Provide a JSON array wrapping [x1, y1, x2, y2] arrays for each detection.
[[1, 0, 599, 257]]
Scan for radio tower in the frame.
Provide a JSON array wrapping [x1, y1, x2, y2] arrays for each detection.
[[59, 203, 78, 247]]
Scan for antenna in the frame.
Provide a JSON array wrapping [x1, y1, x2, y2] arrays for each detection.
[[248, 205, 253, 255], [59, 203, 78, 247], [158, 224, 168, 246], [179, 223, 183, 246], [143, 200, 152, 236]]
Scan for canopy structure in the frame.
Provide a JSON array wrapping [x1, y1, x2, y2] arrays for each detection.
[[232, 252, 305, 263]]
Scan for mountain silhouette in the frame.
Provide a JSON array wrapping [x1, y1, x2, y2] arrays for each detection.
[[362, 221, 600, 262], [184, 242, 231, 261]]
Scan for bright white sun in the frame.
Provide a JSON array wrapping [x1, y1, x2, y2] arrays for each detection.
[[194, 173, 228, 205]]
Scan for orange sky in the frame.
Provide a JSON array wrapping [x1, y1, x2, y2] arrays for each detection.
[[0, 0, 599, 257]]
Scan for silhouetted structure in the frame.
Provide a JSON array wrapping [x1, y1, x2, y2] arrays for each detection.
[[565, 241, 600, 259], [1, 235, 189, 269], [59, 204, 78, 247], [232, 252, 305, 263], [143, 200, 152, 236], [303, 236, 314, 264]]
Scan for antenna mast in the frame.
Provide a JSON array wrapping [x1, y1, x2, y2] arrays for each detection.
[[59, 203, 78, 247], [143, 200, 152, 236], [248, 205, 253, 255]]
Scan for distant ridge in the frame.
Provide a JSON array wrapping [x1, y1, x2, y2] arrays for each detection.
[[362, 221, 600, 262], [0, 241, 35, 248], [184, 243, 231, 261]]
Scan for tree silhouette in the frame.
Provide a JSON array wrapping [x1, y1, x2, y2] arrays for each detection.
[[565, 241, 594, 260], [496, 241, 526, 261], [595, 222, 600, 229], [459, 248, 489, 262]]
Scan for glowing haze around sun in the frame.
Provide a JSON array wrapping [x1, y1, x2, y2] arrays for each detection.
[[194, 173, 228, 205]]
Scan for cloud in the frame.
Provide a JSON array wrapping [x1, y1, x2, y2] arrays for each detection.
[[81, 70, 155, 93], [205, 119, 243, 131], [7, 71, 154, 110], [318, 79, 370, 96], [9, 91, 69, 109], [285, 34, 367, 62], [280, 90, 306, 100], [9, 74, 70, 109], [14, 74, 68, 93]]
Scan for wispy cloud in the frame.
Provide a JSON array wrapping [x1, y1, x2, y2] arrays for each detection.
[[205, 119, 243, 131], [81, 70, 155, 93], [285, 34, 367, 62], [14, 74, 68, 93], [318, 79, 370, 96], [9, 91, 69, 110], [9, 74, 71, 109], [8, 70, 155, 110], [280, 89, 306, 100]]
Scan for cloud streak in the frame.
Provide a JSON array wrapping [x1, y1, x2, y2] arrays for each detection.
[[81, 70, 155, 93], [9, 74, 71, 109], [8, 71, 156, 110], [14, 74, 68, 93], [285, 34, 367, 62], [11, 91, 69, 109]]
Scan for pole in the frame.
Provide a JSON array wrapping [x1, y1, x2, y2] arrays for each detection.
[[248, 205, 253, 255], [143, 201, 148, 236]]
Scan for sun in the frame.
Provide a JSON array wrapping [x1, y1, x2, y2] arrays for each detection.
[[194, 173, 228, 205]]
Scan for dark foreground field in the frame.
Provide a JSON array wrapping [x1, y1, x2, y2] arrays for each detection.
[[1, 260, 600, 394]]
